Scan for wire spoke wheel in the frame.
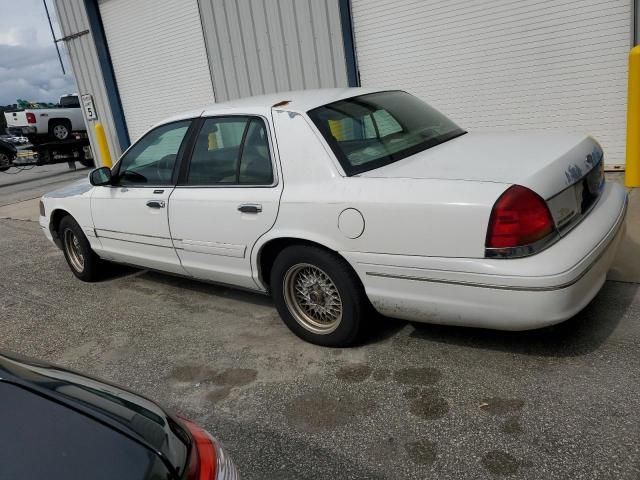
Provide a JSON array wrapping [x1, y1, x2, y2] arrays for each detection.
[[283, 263, 343, 334], [64, 229, 85, 273]]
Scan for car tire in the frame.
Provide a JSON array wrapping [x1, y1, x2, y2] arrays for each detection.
[[270, 245, 368, 347], [0, 152, 11, 172], [49, 121, 71, 141], [58, 216, 101, 282], [79, 157, 95, 168]]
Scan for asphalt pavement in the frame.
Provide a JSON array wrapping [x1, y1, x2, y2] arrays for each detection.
[[0, 162, 90, 207], [1, 167, 639, 479]]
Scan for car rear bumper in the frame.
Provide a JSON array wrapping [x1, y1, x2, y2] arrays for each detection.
[[7, 126, 36, 136], [344, 182, 628, 330]]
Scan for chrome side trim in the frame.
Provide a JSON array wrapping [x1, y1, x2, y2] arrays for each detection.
[[366, 271, 575, 292], [95, 228, 170, 240], [485, 231, 560, 259], [175, 239, 246, 258], [97, 235, 174, 248]]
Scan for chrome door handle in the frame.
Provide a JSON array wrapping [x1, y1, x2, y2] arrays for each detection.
[[238, 203, 262, 214], [146, 200, 166, 209]]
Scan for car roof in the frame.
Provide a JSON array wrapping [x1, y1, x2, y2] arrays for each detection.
[[157, 87, 383, 126], [205, 87, 381, 113]]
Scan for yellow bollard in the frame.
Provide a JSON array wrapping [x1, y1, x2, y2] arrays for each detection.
[[208, 132, 217, 150], [625, 46, 640, 187], [328, 119, 345, 141], [94, 122, 112, 168]]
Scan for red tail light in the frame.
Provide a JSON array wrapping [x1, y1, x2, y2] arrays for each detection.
[[486, 185, 556, 253], [26, 113, 36, 124], [181, 417, 239, 480], [183, 418, 218, 480]]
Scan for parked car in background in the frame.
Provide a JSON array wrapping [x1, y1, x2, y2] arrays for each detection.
[[39, 88, 627, 347], [0, 134, 29, 145], [0, 351, 239, 479], [0, 138, 17, 172], [4, 94, 86, 143]]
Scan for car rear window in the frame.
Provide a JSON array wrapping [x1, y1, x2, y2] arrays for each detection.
[[0, 382, 169, 480], [59, 96, 80, 108], [307, 90, 466, 175]]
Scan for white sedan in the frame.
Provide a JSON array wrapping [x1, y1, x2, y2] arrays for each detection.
[[39, 89, 628, 346]]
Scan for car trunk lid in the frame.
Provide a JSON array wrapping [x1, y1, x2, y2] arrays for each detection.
[[359, 131, 605, 230], [358, 131, 602, 196]]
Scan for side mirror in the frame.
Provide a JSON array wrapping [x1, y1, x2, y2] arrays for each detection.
[[89, 166, 112, 186]]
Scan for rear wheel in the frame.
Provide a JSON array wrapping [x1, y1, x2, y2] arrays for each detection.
[[59, 216, 101, 281], [49, 121, 71, 141], [270, 245, 367, 347]]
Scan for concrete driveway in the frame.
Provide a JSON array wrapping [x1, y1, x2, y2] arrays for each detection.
[[1, 167, 639, 479]]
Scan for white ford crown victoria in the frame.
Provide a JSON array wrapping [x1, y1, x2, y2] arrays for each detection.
[[40, 89, 628, 346]]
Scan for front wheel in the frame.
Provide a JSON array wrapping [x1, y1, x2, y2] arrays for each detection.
[[59, 216, 101, 281], [270, 245, 368, 347], [0, 151, 12, 172]]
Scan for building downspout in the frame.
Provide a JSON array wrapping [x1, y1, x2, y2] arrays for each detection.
[[338, 0, 360, 87], [84, 0, 130, 151]]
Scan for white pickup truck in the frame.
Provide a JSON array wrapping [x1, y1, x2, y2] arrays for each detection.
[[4, 94, 86, 143]]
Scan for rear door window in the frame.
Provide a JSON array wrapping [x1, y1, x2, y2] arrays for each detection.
[[186, 116, 273, 186]]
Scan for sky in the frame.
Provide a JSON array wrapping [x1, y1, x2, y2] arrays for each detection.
[[0, 0, 75, 105]]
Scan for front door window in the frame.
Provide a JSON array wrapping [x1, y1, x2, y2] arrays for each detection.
[[115, 121, 191, 186]]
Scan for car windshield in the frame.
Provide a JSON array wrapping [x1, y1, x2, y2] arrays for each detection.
[[307, 90, 466, 175]]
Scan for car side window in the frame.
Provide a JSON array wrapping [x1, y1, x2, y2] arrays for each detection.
[[239, 119, 273, 185], [115, 121, 190, 186], [187, 117, 273, 186]]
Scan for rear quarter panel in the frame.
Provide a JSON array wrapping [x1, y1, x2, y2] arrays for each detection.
[[66, 108, 87, 131], [258, 110, 509, 265], [25, 110, 50, 134], [272, 177, 507, 258]]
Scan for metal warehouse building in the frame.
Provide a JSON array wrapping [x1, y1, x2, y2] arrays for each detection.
[[55, 0, 639, 169]]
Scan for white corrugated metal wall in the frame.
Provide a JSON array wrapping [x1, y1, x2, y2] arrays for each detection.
[[198, 0, 349, 101], [54, 0, 122, 161], [351, 0, 633, 168], [98, 0, 215, 141]]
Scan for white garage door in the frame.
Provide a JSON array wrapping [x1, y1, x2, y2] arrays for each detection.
[[99, 0, 215, 141], [352, 0, 632, 168]]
